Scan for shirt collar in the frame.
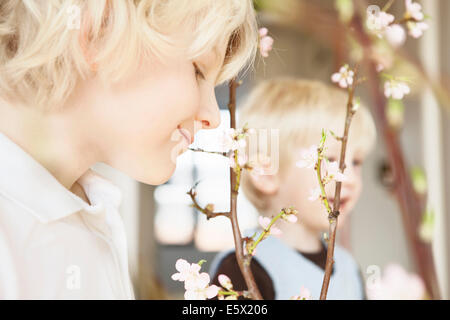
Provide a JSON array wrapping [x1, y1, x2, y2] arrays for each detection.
[[0, 132, 122, 223]]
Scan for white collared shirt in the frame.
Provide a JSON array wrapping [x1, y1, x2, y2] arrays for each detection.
[[0, 132, 135, 299]]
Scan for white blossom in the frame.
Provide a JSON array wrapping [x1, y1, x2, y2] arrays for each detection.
[[308, 187, 322, 202], [384, 80, 410, 100], [221, 128, 246, 151], [171, 259, 202, 284], [285, 214, 298, 223], [185, 283, 220, 300], [258, 216, 282, 236], [331, 65, 354, 88], [296, 145, 318, 169], [259, 27, 274, 58], [218, 274, 233, 291], [326, 161, 348, 182], [291, 286, 313, 300], [366, 264, 425, 300], [229, 150, 248, 169], [172, 259, 220, 300], [367, 11, 395, 35], [407, 21, 428, 38], [384, 24, 406, 47], [405, 0, 424, 21], [376, 63, 385, 73]]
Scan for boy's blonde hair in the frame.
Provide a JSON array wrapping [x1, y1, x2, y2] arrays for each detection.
[[239, 77, 377, 211], [0, 0, 258, 110]]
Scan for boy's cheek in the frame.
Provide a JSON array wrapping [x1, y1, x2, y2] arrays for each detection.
[[123, 142, 178, 185], [300, 209, 331, 233]]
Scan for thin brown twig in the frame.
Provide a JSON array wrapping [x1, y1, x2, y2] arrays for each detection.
[[382, 0, 396, 12], [186, 187, 230, 220], [189, 147, 230, 157], [186, 79, 262, 299], [320, 66, 358, 300], [227, 78, 263, 300]]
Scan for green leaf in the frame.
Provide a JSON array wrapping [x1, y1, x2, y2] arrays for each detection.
[[387, 98, 405, 128], [335, 0, 354, 23], [419, 207, 435, 243], [319, 129, 327, 148], [197, 259, 207, 267], [410, 166, 427, 194]]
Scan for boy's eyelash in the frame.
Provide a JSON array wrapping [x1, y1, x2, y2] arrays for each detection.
[[326, 157, 362, 166], [193, 62, 205, 80]]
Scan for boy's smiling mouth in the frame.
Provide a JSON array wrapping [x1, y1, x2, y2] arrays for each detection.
[[177, 125, 194, 144], [327, 196, 351, 212]]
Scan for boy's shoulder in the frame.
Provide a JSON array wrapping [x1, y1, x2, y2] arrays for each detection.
[[334, 245, 358, 265], [333, 244, 364, 278]]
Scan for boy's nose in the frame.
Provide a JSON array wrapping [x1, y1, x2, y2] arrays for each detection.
[[342, 162, 358, 188], [197, 90, 220, 130]]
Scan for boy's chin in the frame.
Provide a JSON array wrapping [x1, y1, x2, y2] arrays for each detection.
[[133, 162, 176, 186]]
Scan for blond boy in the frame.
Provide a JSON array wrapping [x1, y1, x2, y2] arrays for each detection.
[[210, 78, 376, 299], [0, 0, 258, 299]]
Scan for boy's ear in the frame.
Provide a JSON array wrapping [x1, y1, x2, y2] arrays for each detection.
[[248, 169, 280, 195], [78, 13, 98, 72]]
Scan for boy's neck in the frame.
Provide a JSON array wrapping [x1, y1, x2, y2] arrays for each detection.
[[278, 221, 323, 253]]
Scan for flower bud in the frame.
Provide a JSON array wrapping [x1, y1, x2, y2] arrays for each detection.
[[218, 274, 233, 291]]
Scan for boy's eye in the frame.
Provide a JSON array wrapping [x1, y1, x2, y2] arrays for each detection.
[[327, 156, 337, 163], [353, 159, 362, 167], [193, 62, 205, 80]]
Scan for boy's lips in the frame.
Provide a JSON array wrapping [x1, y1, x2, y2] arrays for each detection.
[[327, 196, 350, 211], [177, 126, 193, 144]]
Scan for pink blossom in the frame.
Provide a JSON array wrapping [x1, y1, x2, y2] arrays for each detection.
[[405, 0, 424, 21], [229, 151, 248, 169], [171, 259, 201, 283], [184, 271, 211, 291], [384, 24, 406, 47], [258, 216, 271, 229], [258, 216, 282, 236], [366, 11, 395, 35], [366, 264, 425, 300], [308, 187, 322, 202], [407, 21, 428, 38], [221, 128, 246, 151], [269, 226, 282, 236], [259, 27, 274, 58], [172, 258, 220, 300], [285, 214, 298, 223], [384, 80, 410, 100], [185, 283, 220, 300], [376, 63, 385, 73], [172, 259, 210, 291], [299, 286, 312, 300], [291, 286, 312, 300], [326, 161, 347, 182], [296, 145, 318, 169], [218, 274, 233, 290], [331, 65, 354, 88]]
